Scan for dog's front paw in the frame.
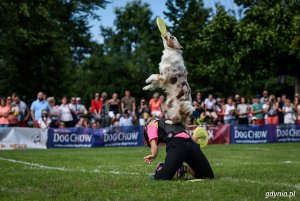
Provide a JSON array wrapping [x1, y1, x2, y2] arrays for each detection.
[[143, 85, 152, 91], [145, 74, 159, 83], [165, 120, 173, 125]]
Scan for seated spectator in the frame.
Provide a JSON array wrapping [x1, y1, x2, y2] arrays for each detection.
[[59, 96, 74, 127], [251, 96, 264, 125], [223, 97, 236, 125], [137, 98, 150, 126], [265, 95, 278, 124], [31, 92, 49, 128], [91, 93, 103, 121], [107, 93, 121, 123], [204, 94, 218, 122], [149, 93, 162, 118], [192, 92, 204, 119], [58, 121, 66, 129], [0, 97, 10, 127], [91, 122, 100, 129], [119, 109, 136, 126], [76, 117, 89, 128], [237, 97, 250, 124], [283, 99, 295, 124], [159, 95, 168, 118], [38, 110, 51, 129]]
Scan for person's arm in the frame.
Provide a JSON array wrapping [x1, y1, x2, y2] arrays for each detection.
[[31, 110, 35, 121], [121, 99, 125, 113], [144, 140, 158, 164], [132, 99, 136, 113]]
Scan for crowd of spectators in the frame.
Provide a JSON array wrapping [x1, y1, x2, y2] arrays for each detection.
[[0, 90, 300, 129]]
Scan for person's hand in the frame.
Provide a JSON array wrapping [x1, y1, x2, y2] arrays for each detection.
[[144, 154, 156, 164]]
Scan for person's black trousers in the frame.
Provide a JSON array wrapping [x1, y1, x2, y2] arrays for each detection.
[[155, 137, 214, 180]]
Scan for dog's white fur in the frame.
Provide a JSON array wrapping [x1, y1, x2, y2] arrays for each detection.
[[143, 32, 194, 125]]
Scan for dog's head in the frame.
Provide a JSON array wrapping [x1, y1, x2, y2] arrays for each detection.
[[162, 32, 183, 50]]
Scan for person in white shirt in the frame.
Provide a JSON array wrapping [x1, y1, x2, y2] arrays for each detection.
[[38, 110, 51, 129], [204, 94, 218, 122], [283, 99, 295, 124], [119, 109, 136, 127], [59, 96, 74, 127], [223, 97, 236, 125]]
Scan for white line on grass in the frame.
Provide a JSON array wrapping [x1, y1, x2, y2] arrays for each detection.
[[0, 157, 140, 175], [1, 157, 299, 189], [220, 177, 300, 189]]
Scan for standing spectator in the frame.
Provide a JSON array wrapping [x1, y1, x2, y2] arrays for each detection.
[[30, 92, 49, 128], [293, 97, 299, 108], [283, 99, 295, 124], [14, 95, 30, 127], [107, 93, 121, 123], [137, 98, 150, 126], [262, 97, 270, 123], [59, 96, 74, 127], [7, 96, 19, 127], [101, 92, 109, 115], [204, 94, 218, 122], [38, 110, 51, 129], [119, 109, 136, 127], [91, 93, 103, 121], [294, 92, 299, 99], [149, 93, 162, 118], [69, 97, 79, 121], [251, 96, 264, 125], [215, 98, 225, 124], [48, 97, 60, 127], [223, 97, 236, 125], [234, 94, 241, 107], [159, 95, 168, 118], [265, 95, 279, 124], [192, 92, 204, 119], [121, 90, 136, 114], [0, 97, 10, 127], [278, 94, 286, 123], [296, 100, 300, 124], [260, 90, 269, 104], [237, 97, 250, 124], [75, 97, 87, 118]]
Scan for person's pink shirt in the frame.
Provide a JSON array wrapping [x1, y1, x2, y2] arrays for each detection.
[[0, 106, 10, 124]]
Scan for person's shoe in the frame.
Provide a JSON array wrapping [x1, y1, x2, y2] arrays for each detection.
[[150, 162, 164, 179], [176, 164, 188, 178]]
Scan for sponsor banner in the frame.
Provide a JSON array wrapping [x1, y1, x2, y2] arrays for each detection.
[[103, 126, 144, 147], [276, 124, 300, 143], [187, 125, 230, 144], [231, 125, 274, 144], [0, 127, 47, 150], [47, 126, 144, 148]]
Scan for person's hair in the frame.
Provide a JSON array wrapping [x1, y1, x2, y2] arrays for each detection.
[[47, 97, 55, 103], [153, 92, 159, 98], [0, 97, 6, 106]]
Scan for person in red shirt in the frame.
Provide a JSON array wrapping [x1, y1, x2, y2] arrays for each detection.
[[91, 93, 103, 120]]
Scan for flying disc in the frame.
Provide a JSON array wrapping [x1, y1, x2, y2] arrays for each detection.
[[156, 17, 167, 37], [193, 127, 208, 148]]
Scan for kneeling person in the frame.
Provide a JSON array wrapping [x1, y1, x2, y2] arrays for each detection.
[[143, 118, 214, 180]]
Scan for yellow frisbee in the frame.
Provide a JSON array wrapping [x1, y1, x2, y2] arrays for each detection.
[[193, 127, 209, 148], [156, 17, 167, 37]]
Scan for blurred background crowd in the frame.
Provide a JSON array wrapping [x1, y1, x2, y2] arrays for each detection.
[[0, 90, 300, 129]]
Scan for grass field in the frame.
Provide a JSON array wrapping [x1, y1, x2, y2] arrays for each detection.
[[0, 143, 299, 201]]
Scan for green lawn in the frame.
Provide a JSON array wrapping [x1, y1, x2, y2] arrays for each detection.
[[0, 143, 299, 201]]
